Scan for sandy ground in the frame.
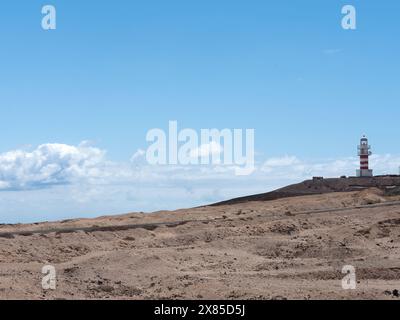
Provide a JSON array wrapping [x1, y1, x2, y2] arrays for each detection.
[[0, 188, 400, 300]]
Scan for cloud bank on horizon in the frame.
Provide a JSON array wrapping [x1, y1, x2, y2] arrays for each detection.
[[0, 141, 399, 223]]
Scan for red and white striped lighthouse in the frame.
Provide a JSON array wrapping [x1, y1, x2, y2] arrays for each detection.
[[357, 135, 373, 177]]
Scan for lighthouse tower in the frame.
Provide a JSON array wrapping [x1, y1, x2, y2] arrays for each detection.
[[356, 135, 373, 177]]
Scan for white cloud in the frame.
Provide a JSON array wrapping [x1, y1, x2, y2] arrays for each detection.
[[1, 143, 399, 193], [263, 155, 300, 167], [1, 142, 400, 223], [1, 142, 400, 191], [0, 142, 106, 190], [261, 154, 400, 179]]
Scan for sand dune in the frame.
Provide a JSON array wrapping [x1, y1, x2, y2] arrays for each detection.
[[1, 185, 400, 300]]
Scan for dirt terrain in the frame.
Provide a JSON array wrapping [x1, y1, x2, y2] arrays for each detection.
[[1, 179, 400, 300], [214, 175, 400, 205]]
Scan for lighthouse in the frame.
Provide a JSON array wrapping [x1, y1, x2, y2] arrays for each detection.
[[356, 135, 373, 177]]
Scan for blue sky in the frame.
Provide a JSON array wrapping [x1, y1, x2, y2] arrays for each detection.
[[0, 1, 399, 222]]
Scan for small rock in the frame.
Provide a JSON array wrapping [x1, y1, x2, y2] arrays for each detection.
[[272, 296, 287, 300]]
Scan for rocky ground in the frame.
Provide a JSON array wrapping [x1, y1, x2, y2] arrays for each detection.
[[0, 187, 400, 300]]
